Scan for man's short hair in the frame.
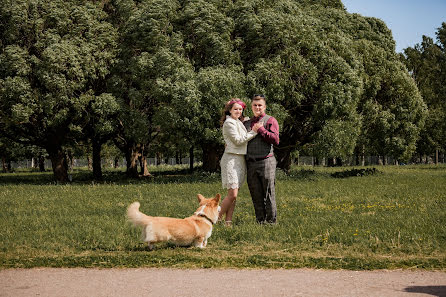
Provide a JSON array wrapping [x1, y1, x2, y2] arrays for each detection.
[[252, 94, 266, 102]]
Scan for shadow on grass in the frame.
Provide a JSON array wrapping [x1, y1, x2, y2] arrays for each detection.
[[126, 243, 188, 252], [0, 166, 388, 185], [0, 170, 55, 184], [279, 168, 328, 180], [277, 167, 384, 180], [0, 167, 221, 185], [331, 167, 381, 178]]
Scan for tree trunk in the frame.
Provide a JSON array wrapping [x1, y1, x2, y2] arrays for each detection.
[[355, 145, 365, 166], [92, 139, 103, 181], [201, 143, 223, 172], [2, 156, 8, 173], [38, 155, 45, 172], [67, 150, 74, 172], [125, 144, 139, 178], [125, 149, 131, 171], [129, 150, 139, 177], [176, 151, 180, 165], [156, 152, 162, 165], [189, 146, 194, 172], [139, 148, 151, 177], [114, 157, 119, 168], [47, 146, 69, 182], [378, 156, 383, 165], [138, 144, 150, 176], [87, 156, 93, 171], [275, 147, 292, 172], [336, 157, 343, 166]]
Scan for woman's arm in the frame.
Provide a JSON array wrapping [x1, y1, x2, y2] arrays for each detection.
[[223, 120, 257, 146], [257, 117, 279, 145]]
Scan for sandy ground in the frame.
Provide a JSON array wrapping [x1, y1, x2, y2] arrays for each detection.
[[1, 268, 445, 297]]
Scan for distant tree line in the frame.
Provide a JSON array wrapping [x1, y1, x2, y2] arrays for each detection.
[[402, 22, 446, 165], [0, 0, 444, 181]]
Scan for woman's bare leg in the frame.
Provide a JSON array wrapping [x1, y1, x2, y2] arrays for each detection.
[[218, 188, 238, 224], [225, 189, 238, 223]]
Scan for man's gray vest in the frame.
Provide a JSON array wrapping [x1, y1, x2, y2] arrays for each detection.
[[244, 115, 274, 160]]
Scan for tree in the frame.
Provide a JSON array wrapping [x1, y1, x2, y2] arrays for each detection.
[[160, 65, 247, 172], [0, 138, 22, 173], [107, 0, 191, 177], [0, 0, 118, 181], [232, 1, 426, 169], [233, 1, 364, 170], [337, 13, 427, 164], [81, 92, 120, 180], [177, 0, 244, 171], [403, 23, 446, 163], [1, 0, 431, 179]]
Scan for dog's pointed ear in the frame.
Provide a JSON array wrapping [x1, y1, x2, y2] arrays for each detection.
[[214, 193, 221, 203], [197, 194, 205, 203]]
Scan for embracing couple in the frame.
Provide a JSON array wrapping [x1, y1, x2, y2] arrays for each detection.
[[219, 94, 280, 226]]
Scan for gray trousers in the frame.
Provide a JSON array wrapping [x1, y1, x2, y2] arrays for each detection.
[[246, 156, 277, 224]]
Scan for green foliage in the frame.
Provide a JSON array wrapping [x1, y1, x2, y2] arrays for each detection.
[[313, 118, 361, 158], [195, 66, 247, 142], [328, 11, 427, 162], [180, 0, 237, 68], [82, 92, 120, 138], [0, 0, 118, 179], [237, 2, 366, 162], [108, 0, 196, 159], [1, 0, 435, 179], [403, 23, 446, 156]]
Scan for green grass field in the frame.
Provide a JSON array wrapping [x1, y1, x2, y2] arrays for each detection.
[[1, 165, 445, 270]]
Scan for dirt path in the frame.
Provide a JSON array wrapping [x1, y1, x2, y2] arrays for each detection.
[[1, 268, 445, 297]]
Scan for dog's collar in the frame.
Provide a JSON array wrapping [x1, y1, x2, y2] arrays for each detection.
[[197, 214, 215, 225]]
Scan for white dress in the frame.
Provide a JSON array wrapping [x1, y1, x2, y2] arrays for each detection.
[[220, 153, 246, 189], [220, 116, 257, 189]]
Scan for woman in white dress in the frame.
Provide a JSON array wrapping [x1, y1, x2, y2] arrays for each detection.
[[219, 99, 263, 226]]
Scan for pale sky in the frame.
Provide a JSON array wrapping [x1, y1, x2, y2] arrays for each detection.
[[342, 0, 446, 52]]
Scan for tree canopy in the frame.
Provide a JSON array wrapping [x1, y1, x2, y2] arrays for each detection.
[[0, 0, 118, 180], [403, 23, 446, 162], [0, 0, 433, 181]]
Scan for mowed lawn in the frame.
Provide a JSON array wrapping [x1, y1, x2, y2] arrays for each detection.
[[1, 165, 445, 270]]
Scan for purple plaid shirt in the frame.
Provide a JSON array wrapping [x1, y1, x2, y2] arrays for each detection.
[[249, 114, 280, 146]]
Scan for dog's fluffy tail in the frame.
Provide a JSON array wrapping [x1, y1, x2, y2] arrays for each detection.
[[127, 202, 150, 226]]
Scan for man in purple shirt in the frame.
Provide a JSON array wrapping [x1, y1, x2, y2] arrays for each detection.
[[244, 94, 280, 224]]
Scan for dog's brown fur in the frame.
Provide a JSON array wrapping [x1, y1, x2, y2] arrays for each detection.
[[127, 194, 221, 249]]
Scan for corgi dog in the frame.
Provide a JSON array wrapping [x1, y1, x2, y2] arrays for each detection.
[[127, 194, 221, 250]]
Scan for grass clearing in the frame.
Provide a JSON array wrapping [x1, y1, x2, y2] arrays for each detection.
[[1, 165, 445, 270]]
